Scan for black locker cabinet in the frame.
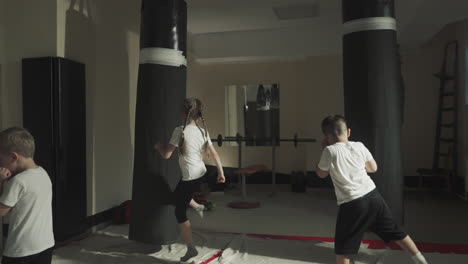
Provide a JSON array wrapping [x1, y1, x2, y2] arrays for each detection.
[[22, 57, 87, 242]]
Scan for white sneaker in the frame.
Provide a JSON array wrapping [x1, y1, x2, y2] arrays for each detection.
[[412, 252, 428, 264], [194, 205, 205, 218]]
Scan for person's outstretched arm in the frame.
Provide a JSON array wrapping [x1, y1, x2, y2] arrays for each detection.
[[0, 168, 14, 216], [207, 144, 225, 183], [155, 127, 182, 159], [155, 144, 177, 159], [365, 160, 378, 173], [316, 166, 329, 178], [316, 138, 331, 178], [361, 143, 378, 173]]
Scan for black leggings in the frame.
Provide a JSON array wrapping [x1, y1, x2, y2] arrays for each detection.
[[174, 177, 203, 223], [2, 248, 53, 264]]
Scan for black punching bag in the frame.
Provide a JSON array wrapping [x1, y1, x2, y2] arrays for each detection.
[[256, 85, 274, 146], [270, 84, 280, 145], [342, 0, 404, 224], [129, 0, 187, 244]]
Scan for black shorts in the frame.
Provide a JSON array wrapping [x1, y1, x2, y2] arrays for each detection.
[[2, 248, 53, 264], [335, 189, 407, 255], [173, 177, 203, 223]]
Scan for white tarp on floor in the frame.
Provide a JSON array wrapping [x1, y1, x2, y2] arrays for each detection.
[[52, 225, 468, 264]]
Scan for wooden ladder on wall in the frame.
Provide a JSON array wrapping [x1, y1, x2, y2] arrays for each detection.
[[417, 41, 459, 193]]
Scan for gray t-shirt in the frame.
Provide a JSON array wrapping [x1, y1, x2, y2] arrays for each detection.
[[0, 167, 55, 257], [170, 125, 212, 181], [318, 141, 376, 205]]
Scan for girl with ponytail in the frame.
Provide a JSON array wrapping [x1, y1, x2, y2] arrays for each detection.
[[155, 98, 225, 262]]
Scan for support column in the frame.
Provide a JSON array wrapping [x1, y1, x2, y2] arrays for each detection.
[[129, 0, 187, 244], [342, 0, 404, 224]]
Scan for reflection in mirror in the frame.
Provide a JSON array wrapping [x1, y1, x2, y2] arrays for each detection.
[[225, 84, 279, 146]]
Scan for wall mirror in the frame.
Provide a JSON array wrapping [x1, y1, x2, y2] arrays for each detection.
[[225, 84, 280, 146]]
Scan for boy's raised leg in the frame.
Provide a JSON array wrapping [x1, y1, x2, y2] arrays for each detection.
[[395, 236, 428, 264]]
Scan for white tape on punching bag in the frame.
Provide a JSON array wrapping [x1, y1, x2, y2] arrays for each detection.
[[139, 47, 187, 67], [343, 17, 397, 35]]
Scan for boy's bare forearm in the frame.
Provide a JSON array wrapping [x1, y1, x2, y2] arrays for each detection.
[[365, 160, 378, 173], [315, 166, 329, 178]]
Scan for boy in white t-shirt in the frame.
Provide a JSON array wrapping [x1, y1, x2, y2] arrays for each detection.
[[316, 115, 427, 264], [0, 127, 54, 264]]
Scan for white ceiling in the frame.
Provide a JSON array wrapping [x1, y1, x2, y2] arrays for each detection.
[[185, 0, 468, 64], [187, 0, 339, 34]]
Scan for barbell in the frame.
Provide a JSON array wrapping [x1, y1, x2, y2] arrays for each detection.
[[212, 133, 316, 148]]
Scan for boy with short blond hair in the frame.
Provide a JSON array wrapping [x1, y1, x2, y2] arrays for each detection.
[[0, 127, 54, 264]]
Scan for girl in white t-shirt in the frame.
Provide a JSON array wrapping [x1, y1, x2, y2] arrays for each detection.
[[156, 98, 225, 262]]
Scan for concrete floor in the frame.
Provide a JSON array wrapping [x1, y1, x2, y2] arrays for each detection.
[[49, 185, 468, 264], [191, 185, 468, 245]]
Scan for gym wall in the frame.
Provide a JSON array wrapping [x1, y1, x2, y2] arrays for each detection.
[[0, 0, 57, 128], [0, 0, 4, 128], [187, 56, 343, 174], [191, 21, 468, 187], [56, 0, 141, 215], [0, 0, 140, 215], [402, 21, 466, 186], [1, 0, 466, 219]]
